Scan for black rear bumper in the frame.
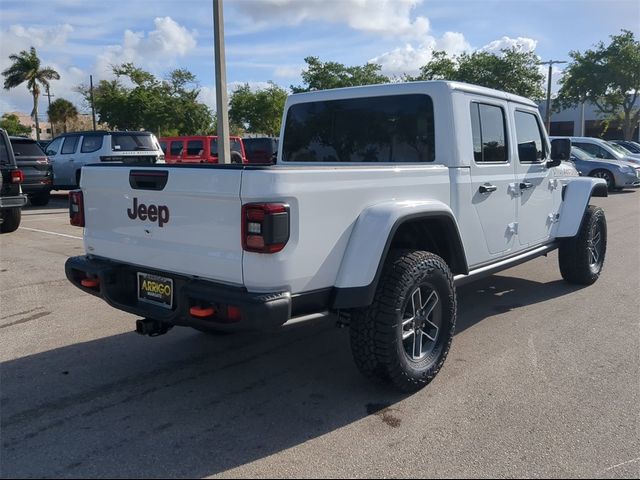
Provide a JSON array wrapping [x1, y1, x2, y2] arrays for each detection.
[[65, 256, 291, 331]]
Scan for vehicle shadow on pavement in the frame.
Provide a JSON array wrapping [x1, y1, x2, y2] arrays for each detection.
[[1, 273, 584, 478]]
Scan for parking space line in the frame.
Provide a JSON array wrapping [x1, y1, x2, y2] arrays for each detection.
[[21, 227, 83, 240]]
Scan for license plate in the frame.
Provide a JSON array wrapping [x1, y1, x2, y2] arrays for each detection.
[[137, 272, 173, 308]]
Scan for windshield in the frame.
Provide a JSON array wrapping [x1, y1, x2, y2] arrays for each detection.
[[10, 139, 45, 157], [112, 134, 157, 151], [571, 146, 593, 161], [608, 141, 630, 157]]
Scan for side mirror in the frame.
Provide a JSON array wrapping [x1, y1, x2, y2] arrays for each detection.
[[548, 138, 571, 168]]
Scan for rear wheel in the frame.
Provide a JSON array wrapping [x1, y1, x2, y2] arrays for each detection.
[[0, 208, 21, 233], [591, 170, 615, 191], [350, 250, 456, 392], [559, 205, 606, 285]]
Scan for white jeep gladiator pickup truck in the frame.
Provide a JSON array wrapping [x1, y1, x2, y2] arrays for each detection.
[[65, 81, 608, 392]]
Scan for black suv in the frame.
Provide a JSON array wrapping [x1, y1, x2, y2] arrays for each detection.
[[242, 137, 278, 164], [0, 129, 27, 233], [10, 136, 53, 206]]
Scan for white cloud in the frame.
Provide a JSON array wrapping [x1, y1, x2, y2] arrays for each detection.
[[0, 17, 198, 116], [232, 0, 429, 39], [95, 17, 197, 78], [481, 36, 537, 53], [371, 31, 470, 77]]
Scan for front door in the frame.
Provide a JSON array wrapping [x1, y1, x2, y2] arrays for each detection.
[[512, 108, 556, 246], [469, 100, 518, 256]]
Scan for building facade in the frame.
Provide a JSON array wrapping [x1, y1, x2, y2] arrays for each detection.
[[538, 101, 640, 141]]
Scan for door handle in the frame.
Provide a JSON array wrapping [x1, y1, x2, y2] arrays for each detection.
[[479, 184, 498, 194], [520, 181, 534, 190]]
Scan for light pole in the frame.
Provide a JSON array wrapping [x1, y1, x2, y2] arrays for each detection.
[[89, 75, 97, 131], [539, 60, 567, 133], [46, 85, 55, 138], [213, 0, 230, 164]]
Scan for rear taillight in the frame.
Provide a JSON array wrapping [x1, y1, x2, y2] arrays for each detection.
[[69, 190, 85, 227], [10, 169, 24, 184], [242, 203, 289, 253]]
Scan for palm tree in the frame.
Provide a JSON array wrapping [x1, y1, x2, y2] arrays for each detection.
[[48, 98, 78, 133], [2, 47, 60, 141]]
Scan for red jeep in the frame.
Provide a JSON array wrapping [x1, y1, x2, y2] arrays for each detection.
[[159, 136, 247, 164]]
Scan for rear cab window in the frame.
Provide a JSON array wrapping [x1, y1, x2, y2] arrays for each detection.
[[282, 94, 435, 163], [112, 134, 156, 152], [10, 139, 45, 157]]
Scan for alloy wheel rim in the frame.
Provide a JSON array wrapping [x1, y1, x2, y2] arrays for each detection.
[[401, 286, 441, 361], [588, 223, 603, 269]]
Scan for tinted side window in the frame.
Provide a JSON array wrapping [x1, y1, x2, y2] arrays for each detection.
[[187, 140, 203, 155], [81, 135, 104, 153], [46, 137, 63, 156], [159, 141, 167, 154], [470, 102, 508, 162], [170, 141, 183, 156], [0, 134, 9, 165], [283, 94, 435, 163], [231, 139, 242, 153], [515, 111, 546, 162], [61, 136, 79, 154]]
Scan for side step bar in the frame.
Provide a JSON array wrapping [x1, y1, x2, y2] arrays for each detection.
[[454, 243, 558, 287]]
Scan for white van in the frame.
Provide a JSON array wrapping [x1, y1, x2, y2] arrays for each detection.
[[46, 131, 164, 189]]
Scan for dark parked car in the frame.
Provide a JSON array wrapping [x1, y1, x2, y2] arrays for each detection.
[[242, 137, 278, 164], [9, 136, 53, 206], [0, 129, 27, 233], [611, 140, 640, 155]]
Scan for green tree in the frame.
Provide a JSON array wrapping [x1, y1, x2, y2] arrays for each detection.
[[0, 113, 31, 136], [2, 47, 60, 141], [229, 81, 288, 135], [411, 48, 545, 99], [555, 30, 640, 140], [78, 63, 214, 136], [292, 56, 390, 93], [48, 98, 78, 133]]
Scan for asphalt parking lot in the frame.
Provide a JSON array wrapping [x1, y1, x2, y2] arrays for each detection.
[[1, 191, 638, 479]]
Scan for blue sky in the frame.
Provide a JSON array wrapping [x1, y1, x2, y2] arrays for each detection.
[[1, 0, 639, 116]]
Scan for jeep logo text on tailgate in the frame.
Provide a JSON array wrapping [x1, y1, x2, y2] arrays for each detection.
[[127, 197, 170, 227]]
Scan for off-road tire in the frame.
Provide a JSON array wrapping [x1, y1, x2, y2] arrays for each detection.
[[559, 205, 606, 285], [350, 250, 456, 392], [0, 208, 21, 233]]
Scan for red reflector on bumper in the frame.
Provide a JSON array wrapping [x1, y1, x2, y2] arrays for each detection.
[[81, 278, 99, 288], [190, 306, 216, 318]]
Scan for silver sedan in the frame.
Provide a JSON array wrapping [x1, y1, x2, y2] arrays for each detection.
[[569, 146, 640, 190]]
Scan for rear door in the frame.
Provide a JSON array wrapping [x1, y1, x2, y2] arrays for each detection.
[[512, 107, 555, 246], [10, 138, 50, 188], [468, 99, 518, 255], [81, 165, 245, 285]]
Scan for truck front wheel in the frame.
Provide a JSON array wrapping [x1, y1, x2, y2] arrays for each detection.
[[350, 250, 456, 392], [559, 205, 606, 285]]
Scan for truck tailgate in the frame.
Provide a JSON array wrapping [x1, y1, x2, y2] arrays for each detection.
[[81, 166, 244, 286]]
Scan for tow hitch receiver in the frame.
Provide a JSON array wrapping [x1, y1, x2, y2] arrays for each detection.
[[135, 318, 172, 337]]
